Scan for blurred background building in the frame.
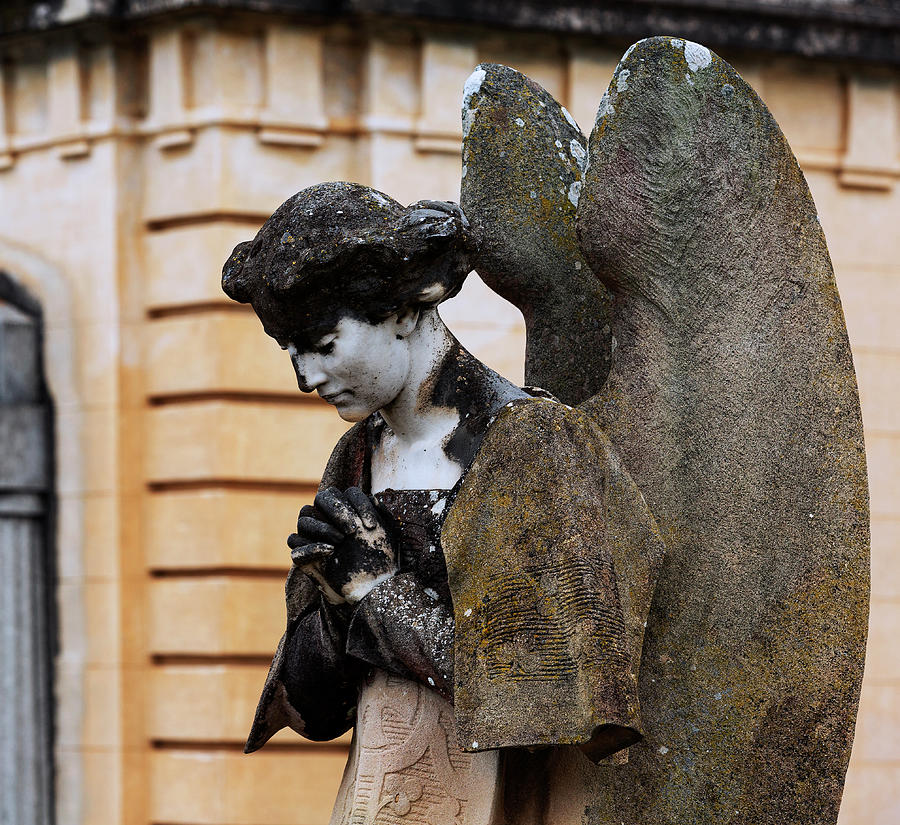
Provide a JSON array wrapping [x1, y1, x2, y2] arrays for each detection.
[[0, 1, 897, 823]]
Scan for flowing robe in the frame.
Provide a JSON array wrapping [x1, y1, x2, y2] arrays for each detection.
[[245, 397, 665, 822]]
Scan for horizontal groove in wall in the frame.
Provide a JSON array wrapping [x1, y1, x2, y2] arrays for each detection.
[[863, 428, 900, 439], [831, 261, 900, 275], [151, 740, 349, 754], [146, 211, 270, 232], [148, 391, 316, 407], [147, 302, 252, 320], [152, 653, 274, 667], [853, 345, 900, 357], [149, 567, 287, 579], [148, 479, 319, 494]]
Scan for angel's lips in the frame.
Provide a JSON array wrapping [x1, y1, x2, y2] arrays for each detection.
[[320, 390, 350, 404]]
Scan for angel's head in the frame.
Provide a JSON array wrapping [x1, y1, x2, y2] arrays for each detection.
[[221, 182, 475, 420]]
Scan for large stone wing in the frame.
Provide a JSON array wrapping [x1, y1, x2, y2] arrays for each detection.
[[460, 63, 612, 404], [574, 37, 869, 824]]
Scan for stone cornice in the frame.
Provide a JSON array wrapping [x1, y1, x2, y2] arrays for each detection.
[[2, 0, 900, 66]]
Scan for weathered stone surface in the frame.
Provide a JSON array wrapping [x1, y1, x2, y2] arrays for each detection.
[[460, 63, 612, 405], [571, 37, 869, 824], [442, 397, 665, 762]]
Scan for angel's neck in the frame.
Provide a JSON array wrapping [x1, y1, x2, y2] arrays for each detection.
[[379, 310, 459, 443]]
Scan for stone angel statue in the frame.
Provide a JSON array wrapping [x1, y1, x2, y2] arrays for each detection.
[[221, 37, 868, 825]]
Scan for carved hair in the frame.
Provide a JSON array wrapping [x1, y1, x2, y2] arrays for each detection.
[[222, 182, 476, 345]]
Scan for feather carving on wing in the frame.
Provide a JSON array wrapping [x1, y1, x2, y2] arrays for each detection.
[[460, 37, 869, 824]]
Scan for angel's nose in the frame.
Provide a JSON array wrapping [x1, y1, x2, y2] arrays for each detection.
[[290, 350, 326, 393]]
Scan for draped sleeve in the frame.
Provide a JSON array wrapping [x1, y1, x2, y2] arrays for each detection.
[[441, 397, 666, 762], [244, 421, 369, 753]]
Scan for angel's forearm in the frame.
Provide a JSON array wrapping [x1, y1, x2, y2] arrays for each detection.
[[346, 572, 455, 698]]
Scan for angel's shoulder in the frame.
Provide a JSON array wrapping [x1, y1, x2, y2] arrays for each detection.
[[478, 393, 613, 470], [488, 391, 603, 434]]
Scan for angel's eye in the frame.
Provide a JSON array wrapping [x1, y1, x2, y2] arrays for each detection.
[[315, 339, 335, 356]]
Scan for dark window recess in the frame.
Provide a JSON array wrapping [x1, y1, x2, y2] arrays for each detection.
[[0, 271, 55, 825]]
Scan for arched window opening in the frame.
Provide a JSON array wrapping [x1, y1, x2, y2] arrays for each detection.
[[0, 271, 55, 825]]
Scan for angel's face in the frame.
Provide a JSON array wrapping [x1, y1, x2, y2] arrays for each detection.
[[284, 313, 412, 422]]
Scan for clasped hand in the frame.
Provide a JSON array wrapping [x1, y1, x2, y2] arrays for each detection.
[[287, 487, 396, 605]]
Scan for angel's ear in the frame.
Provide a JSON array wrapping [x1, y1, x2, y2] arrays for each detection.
[[393, 305, 421, 338], [417, 282, 450, 305]]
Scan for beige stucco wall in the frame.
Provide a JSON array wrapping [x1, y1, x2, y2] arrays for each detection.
[[0, 15, 897, 825]]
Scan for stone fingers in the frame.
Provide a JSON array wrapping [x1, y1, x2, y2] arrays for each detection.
[[296, 516, 344, 545], [314, 487, 363, 535], [286, 537, 333, 566], [344, 486, 380, 530]]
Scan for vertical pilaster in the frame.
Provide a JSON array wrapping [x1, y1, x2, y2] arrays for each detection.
[[415, 37, 476, 153], [841, 75, 899, 190], [362, 36, 419, 197], [566, 46, 618, 138], [259, 24, 327, 146], [83, 43, 118, 134], [363, 37, 417, 134], [0, 60, 12, 170], [48, 39, 89, 159], [147, 27, 192, 150]]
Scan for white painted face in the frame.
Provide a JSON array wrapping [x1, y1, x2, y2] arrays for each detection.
[[286, 314, 412, 422]]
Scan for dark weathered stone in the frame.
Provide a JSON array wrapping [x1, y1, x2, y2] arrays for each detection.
[[570, 36, 869, 824], [460, 63, 612, 405], [221, 183, 475, 348]]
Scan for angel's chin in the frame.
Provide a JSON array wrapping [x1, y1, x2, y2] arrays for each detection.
[[333, 401, 371, 423]]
